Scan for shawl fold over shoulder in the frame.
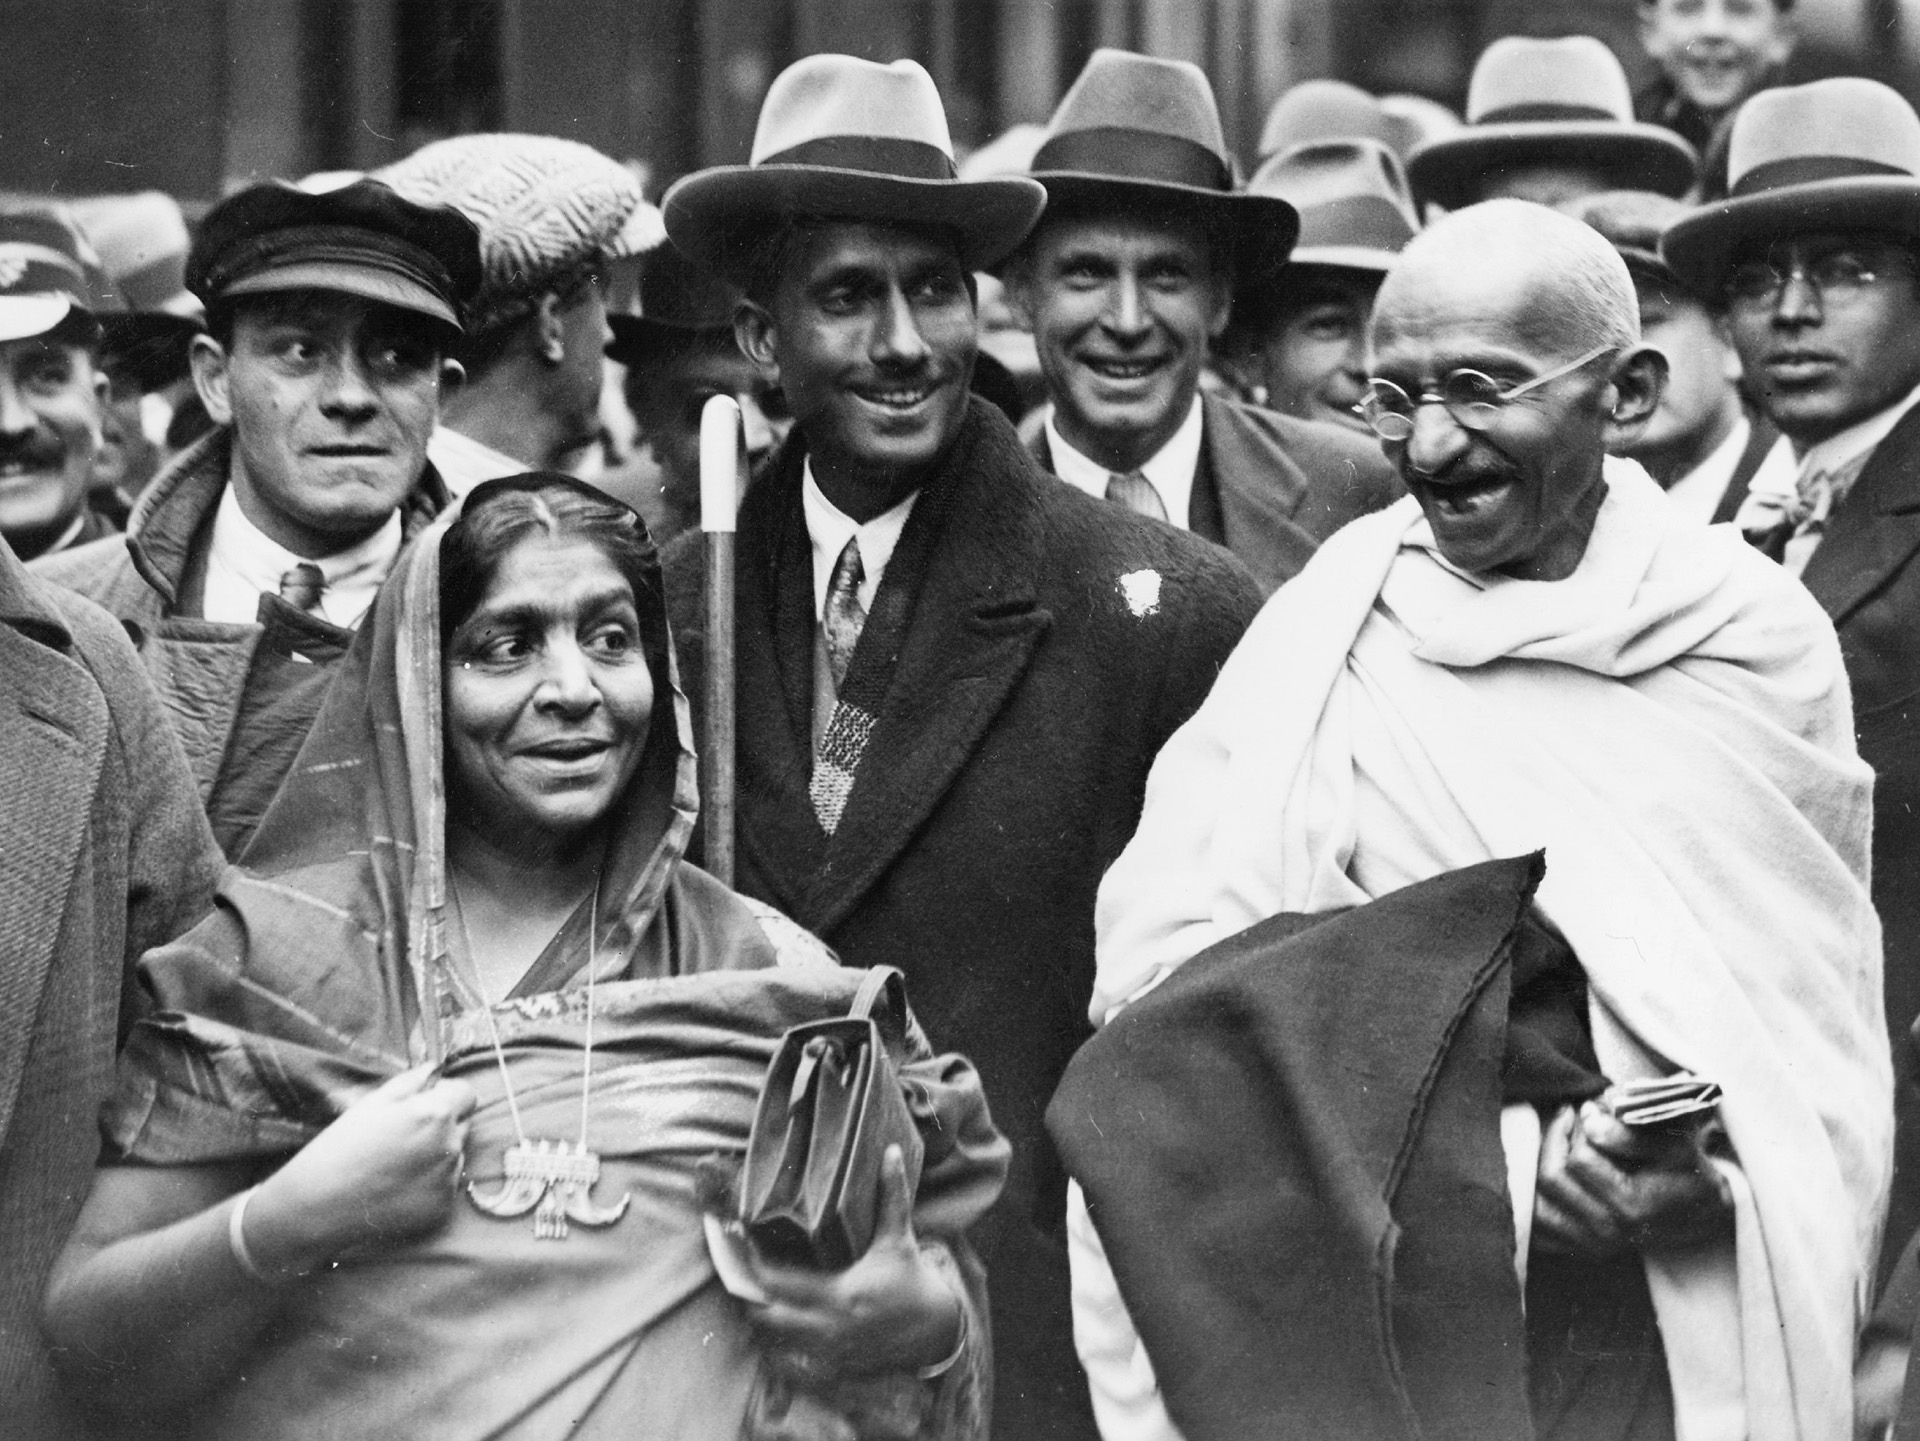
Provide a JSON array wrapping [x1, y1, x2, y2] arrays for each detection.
[[1092, 464, 1889, 1441], [101, 481, 1009, 1441], [1052, 854, 1545, 1441]]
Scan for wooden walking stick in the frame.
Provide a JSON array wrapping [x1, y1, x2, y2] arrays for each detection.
[[698, 394, 742, 886]]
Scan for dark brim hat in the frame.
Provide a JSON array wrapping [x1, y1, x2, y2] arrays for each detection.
[[663, 57, 1045, 280], [605, 244, 746, 365], [1023, 49, 1298, 284], [1662, 78, 1920, 296], [1406, 36, 1698, 211], [189, 177, 482, 334], [0, 209, 107, 344], [1562, 189, 1693, 293], [99, 311, 202, 390]]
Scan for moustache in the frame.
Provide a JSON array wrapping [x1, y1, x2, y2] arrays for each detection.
[[0, 432, 70, 471]]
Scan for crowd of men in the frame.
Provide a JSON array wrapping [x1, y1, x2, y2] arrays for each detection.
[[8, 0, 1920, 1435]]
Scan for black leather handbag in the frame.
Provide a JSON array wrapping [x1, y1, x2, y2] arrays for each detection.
[[739, 966, 926, 1269]]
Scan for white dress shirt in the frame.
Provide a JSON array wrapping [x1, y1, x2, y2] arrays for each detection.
[[1045, 397, 1204, 532], [202, 483, 402, 630], [800, 460, 918, 621]]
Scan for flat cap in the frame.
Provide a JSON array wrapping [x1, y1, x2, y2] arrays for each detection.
[[379, 134, 651, 332], [189, 177, 482, 334]]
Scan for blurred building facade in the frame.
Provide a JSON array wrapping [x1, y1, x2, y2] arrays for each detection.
[[0, 0, 1910, 205]]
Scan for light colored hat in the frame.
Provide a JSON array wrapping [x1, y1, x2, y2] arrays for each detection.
[[1247, 138, 1418, 275], [1661, 78, 1920, 294], [1406, 36, 1698, 210], [67, 192, 199, 317], [0, 208, 107, 344], [379, 134, 647, 330], [1257, 80, 1399, 161], [664, 56, 1045, 280], [1025, 48, 1298, 283]]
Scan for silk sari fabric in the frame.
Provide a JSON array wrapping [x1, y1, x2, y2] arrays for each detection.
[[103, 485, 1008, 1439], [1093, 462, 1889, 1441]]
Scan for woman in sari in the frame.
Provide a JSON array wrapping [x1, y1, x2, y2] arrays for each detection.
[[44, 474, 1007, 1439]]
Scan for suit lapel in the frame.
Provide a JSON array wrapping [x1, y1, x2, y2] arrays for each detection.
[[1801, 406, 1920, 627], [0, 599, 107, 1148], [803, 410, 1051, 933]]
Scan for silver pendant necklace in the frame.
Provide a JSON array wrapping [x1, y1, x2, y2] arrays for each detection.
[[453, 873, 631, 1240]]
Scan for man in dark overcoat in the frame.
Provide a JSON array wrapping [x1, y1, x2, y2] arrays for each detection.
[[1665, 77, 1920, 1286], [1004, 49, 1399, 595], [657, 54, 1263, 1441]]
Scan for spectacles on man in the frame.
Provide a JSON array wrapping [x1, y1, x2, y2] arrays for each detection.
[[1356, 342, 1618, 442], [1723, 248, 1916, 309]]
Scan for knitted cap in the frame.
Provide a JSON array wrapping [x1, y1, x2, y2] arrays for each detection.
[[379, 134, 649, 333]]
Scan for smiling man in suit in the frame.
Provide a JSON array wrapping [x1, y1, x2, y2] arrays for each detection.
[[659, 54, 1262, 1441], [1666, 77, 1920, 1283], [1005, 49, 1401, 594]]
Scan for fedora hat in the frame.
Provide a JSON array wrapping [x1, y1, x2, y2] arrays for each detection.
[[1024, 48, 1298, 283], [605, 244, 744, 365], [1248, 138, 1418, 276], [663, 56, 1045, 280], [1407, 36, 1698, 210], [1257, 80, 1400, 161], [1661, 78, 1920, 295]]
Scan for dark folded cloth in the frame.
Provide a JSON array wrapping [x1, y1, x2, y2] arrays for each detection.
[[1049, 854, 1548, 1441]]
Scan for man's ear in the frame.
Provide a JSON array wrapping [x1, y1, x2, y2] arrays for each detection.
[[1206, 269, 1235, 342], [1603, 343, 1667, 452], [439, 357, 466, 395], [189, 333, 234, 426], [1712, 313, 1745, 384], [535, 291, 566, 364], [734, 300, 782, 386]]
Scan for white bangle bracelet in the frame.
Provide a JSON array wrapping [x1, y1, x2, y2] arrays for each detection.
[[228, 1186, 279, 1286]]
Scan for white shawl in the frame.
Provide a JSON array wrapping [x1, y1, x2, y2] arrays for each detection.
[[1091, 466, 1890, 1441]]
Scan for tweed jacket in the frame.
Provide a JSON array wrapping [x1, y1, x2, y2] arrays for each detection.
[[32, 428, 449, 849], [0, 539, 222, 1439], [664, 399, 1264, 1441], [1029, 392, 1403, 593], [1788, 403, 1920, 1279]]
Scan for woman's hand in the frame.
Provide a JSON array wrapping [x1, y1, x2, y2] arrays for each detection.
[[741, 1145, 965, 1383], [244, 1064, 478, 1278], [1533, 1100, 1734, 1258]]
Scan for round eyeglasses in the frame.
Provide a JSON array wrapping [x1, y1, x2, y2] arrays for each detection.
[[1356, 342, 1618, 442], [1723, 249, 1914, 309]]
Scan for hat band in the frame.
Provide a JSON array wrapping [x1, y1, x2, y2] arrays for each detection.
[[759, 134, 958, 180], [1032, 127, 1231, 193], [1474, 102, 1621, 125], [203, 224, 456, 309], [1294, 194, 1416, 256], [1731, 154, 1915, 197]]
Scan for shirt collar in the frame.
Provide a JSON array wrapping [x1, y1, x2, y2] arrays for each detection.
[[800, 459, 918, 621], [1044, 396, 1204, 531], [205, 482, 403, 629], [1662, 413, 1750, 525], [1796, 379, 1920, 485]]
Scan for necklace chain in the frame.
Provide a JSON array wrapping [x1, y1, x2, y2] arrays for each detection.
[[449, 870, 603, 1151]]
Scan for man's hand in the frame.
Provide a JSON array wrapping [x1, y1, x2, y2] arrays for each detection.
[[246, 1064, 478, 1276], [735, 1144, 964, 1383], [1533, 1100, 1734, 1259]]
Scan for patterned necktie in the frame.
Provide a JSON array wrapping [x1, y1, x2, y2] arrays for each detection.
[[278, 562, 327, 615], [1106, 470, 1168, 522], [821, 537, 866, 692]]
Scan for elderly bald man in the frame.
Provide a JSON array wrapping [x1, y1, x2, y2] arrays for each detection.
[[1050, 200, 1888, 1441]]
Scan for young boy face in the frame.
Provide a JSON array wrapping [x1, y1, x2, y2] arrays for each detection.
[[1640, 0, 1795, 116]]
